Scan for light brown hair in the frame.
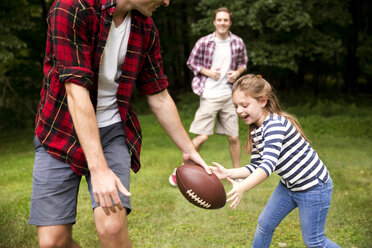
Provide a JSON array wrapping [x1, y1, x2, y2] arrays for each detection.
[[232, 74, 310, 154], [214, 7, 232, 21]]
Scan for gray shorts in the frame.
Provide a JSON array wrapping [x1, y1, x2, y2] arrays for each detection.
[[29, 122, 131, 226], [189, 94, 239, 137]]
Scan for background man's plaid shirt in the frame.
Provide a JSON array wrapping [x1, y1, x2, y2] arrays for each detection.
[[35, 0, 168, 175], [187, 31, 248, 96]]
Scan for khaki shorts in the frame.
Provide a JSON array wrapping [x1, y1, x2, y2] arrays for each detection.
[[189, 94, 239, 137]]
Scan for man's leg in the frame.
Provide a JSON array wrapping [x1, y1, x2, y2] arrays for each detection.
[[228, 136, 240, 168], [94, 207, 131, 248], [216, 95, 240, 168], [89, 123, 132, 247], [37, 225, 80, 248], [30, 136, 82, 248], [190, 97, 219, 152], [192, 134, 209, 151]]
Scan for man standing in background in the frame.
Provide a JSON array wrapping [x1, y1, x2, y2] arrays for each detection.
[[169, 7, 248, 186]]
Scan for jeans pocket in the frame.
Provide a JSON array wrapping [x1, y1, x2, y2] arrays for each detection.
[[326, 177, 334, 197]]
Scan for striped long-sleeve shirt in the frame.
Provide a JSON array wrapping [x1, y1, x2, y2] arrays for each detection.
[[245, 114, 329, 191]]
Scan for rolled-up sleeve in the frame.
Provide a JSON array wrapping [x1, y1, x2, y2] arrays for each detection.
[[234, 38, 248, 70], [187, 39, 204, 75], [49, 0, 95, 90]]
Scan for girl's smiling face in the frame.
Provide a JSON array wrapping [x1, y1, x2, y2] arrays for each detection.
[[233, 89, 268, 127]]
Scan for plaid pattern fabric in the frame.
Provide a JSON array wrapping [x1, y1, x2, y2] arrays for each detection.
[[187, 32, 248, 96], [35, 0, 168, 175]]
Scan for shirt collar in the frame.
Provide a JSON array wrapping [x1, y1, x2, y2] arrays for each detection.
[[208, 31, 234, 44], [101, 0, 117, 12]]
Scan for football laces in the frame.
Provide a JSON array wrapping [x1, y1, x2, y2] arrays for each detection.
[[186, 189, 211, 208]]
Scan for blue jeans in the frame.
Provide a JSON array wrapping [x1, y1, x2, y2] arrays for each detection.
[[252, 178, 339, 248]]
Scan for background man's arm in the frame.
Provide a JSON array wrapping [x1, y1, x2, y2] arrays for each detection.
[[200, 67, 221, 81], [227, 66, 246, 83]]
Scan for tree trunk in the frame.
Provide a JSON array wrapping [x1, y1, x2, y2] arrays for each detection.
[[343, 0, 360, 93]]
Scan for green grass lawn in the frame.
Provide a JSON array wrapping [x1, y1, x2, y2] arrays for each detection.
[[0, 94, 371, 247]]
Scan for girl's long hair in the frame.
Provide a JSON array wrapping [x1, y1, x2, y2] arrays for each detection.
[[232, 74, 310, 154]]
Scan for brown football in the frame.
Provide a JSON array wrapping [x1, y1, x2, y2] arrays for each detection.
[[176, 163, 226, 209]]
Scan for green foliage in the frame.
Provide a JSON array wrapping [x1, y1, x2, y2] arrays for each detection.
[[192, 0, 351, 73], [0, 0, 49, 129], [0, 0, 31, 62], [244, 0, 312, 33], [357, 35, 372, 77], [1, 0, 371, 129]]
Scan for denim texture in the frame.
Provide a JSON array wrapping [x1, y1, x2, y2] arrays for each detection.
[[252, 178, 340, 248]]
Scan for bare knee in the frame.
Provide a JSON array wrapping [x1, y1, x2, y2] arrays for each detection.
[[192, 135, 208, 150], [96, 217, 124, 237], [39, 238, 59, 248], [38, 225, 74, 248], [94, 207, 130, 242], [195, 134, 208, 143], [228, 136, 239, 145]]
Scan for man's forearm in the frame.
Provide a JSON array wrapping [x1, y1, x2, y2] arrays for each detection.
[[65, 82, 107, 171], [147, 89, 195, 154], [236, 66, 245, 77], [200, 68, 211, 77]]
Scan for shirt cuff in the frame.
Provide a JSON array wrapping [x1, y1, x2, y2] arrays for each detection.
[[59, 66, 94, 90], [138, 76, 168, 95]]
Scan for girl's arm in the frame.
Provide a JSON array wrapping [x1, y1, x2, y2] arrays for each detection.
[[227, 168, 268, 209], [211, 162, 251, 179]]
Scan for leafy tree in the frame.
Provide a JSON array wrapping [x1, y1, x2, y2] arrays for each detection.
[[153, 0, 203, 95], [0, 0, 51, 129], [0, 0, 371, 129], [192, 0, 353, 93]]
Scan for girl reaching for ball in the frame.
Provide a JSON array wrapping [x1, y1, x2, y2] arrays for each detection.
[[211, 74, 339, 248]]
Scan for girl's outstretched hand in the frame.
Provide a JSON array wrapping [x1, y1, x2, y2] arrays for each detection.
[[210, 162, 228, 179], [226, 177, 243, 209]]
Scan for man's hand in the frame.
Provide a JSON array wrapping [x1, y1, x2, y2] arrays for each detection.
[[209, 67, 221, 80], [91, 167, 131, 215], [201, 67, 220, 81], [65, 82, 130, 215], [182, 151, 211, 174], [227, 70, 240, 83]]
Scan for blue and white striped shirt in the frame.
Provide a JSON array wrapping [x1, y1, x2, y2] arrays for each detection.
[[245, 114, 329, 192]]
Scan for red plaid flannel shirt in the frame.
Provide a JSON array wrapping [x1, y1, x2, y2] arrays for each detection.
[[35, 0, 168, 175]]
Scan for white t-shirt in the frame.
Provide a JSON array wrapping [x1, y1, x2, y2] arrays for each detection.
[[96, 12, 131, 128], [202, 37, 232, 98]]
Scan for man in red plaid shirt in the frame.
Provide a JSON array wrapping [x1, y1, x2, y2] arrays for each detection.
[[29, 0, 210, 247]]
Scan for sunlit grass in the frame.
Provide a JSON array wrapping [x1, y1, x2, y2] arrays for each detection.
[[0, 94, 371, 247]]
